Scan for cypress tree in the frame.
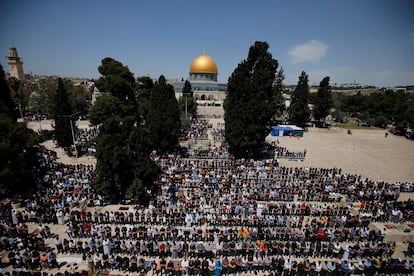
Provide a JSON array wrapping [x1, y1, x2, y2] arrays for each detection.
[[92, 58, 160, 203], [52, 78, 74, 148], [313, 76, 333, 123], [288, 71, 311, 127], [0, 64, 38, 194], [224, 41, 279, 158], [146, 75, 181, 152], [0, 64, 17, 119], [179, 80, 197, 117]]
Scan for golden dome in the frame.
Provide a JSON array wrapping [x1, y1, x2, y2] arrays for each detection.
[[189, 54, 218, 74]]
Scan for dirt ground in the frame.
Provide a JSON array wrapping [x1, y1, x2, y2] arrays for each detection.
[[268, 127, 414, 183], [199, 106, 414, 183], [27, 119, 97, 166]]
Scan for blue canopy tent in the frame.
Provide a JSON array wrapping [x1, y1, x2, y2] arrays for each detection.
[[271, 125, 304, 137]]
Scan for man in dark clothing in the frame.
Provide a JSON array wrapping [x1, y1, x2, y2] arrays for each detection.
[[160, 258, 167, 274], [201, 258, 209, 276], [7, 251, 16, 268], [194, 258, 201, 275], [48, 251, 59, 268]]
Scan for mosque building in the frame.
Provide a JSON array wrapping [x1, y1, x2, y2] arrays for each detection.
[[170, 53, 227, 106]]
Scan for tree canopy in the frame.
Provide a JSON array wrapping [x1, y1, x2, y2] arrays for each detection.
[[91, 58, 160, 203], [0, 66, 17, 120], [95, 57, 136, 102], [273, 68, 286, 118], [288, 71, 311, 126], [146, 75, 181, 153], [336, 89, 414, 131], [224, 41, 282, 158], [0, 64, 39, 195], [313, 76, 333, 122], [136, 76, 154, 121], [178, 80, 197, 119], [27, 78, 89, 119], [89, 93, 123, 125], [51, 78, 74, 148]]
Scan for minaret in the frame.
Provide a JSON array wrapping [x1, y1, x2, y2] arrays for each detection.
[[7, 47, 25, 81]]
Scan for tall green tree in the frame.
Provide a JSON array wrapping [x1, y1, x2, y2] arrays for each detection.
[[146, 75, 181, 152], [94, 113, 160, 201], [178, 80, 197, 118], [94, 116, 134, 198], [289, 71, 311, 126], [337, 89, 414, 131], [182, 80, 192, 97], [0, 64, 38, 195], [8, 77, 23, 97], [224, 41, 279, 158], [273, 68, 286, 118], [52, 78, 74, 148], [313, 76, 333, 122], [95, 57, 136, 102], [27, 78, 57, 116], [0, 66, 17, 119], [8, 77, 29, 117], [27, 78, 88, 119], [64, 79, 89, 116], [89, 93, 123, 125], [136, 76, 154, 120], [91, 59, 159, 203]]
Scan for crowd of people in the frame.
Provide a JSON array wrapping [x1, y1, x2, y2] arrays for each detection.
[[73, 126, 99, 157], [185, 118, 212, 140], [271, 143, 306, 160], [1, 116, 413, 276]]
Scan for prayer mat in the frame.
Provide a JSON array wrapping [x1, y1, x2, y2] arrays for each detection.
[[407, 224, 414, 229], [119, 206, 129, 211], [384, 224, 397, 229]]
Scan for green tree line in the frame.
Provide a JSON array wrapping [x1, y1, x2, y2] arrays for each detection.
[[90, 58, 181, 203], [0, 64, 40, 195], [334, 90, 414, 131]]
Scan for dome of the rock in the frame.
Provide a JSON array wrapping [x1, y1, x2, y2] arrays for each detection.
[[189, 54, 218, 74]]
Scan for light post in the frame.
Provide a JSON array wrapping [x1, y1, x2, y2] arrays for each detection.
[[18, 102, 23, 120], [185, 94, 188, 117], [37, 109, 42, 133], [58, 111, 80, 158], [69, 111, 80, 158], [70, 117, 77, 158]]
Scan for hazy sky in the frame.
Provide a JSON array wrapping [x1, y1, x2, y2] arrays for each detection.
[[1, 0, 413, 87]]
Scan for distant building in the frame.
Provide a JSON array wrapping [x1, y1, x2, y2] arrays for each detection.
[[7, 47, 25, 81], [170, 54, 227, 106], [91, 86, 101, 105]]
